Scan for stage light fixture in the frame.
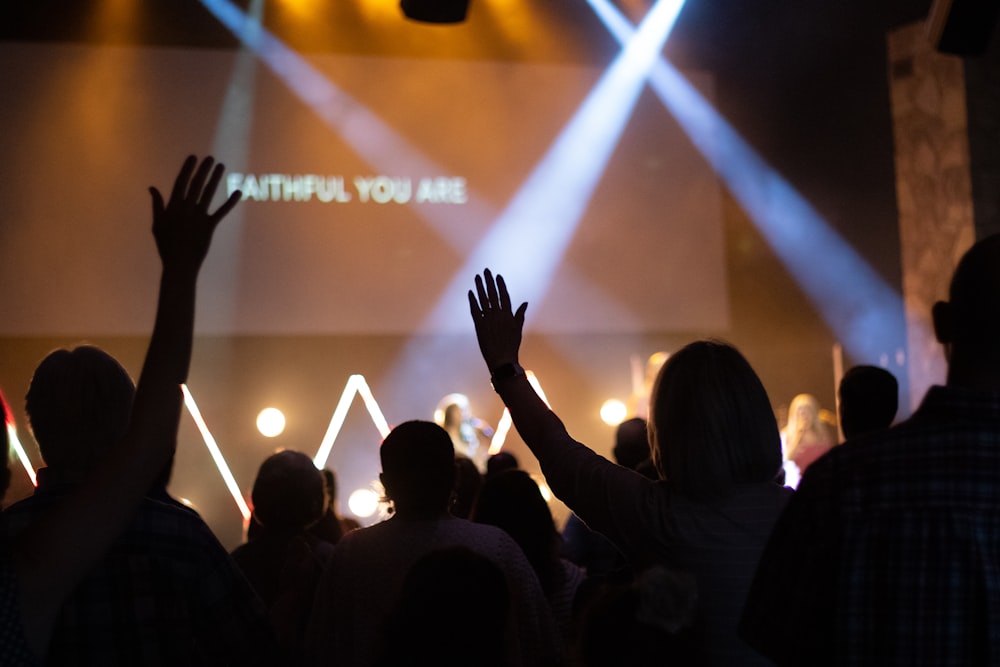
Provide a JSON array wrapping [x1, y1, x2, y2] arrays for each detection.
[[348, 487, 380, 518], [600, 399, 627, 426], [256, 407, 286, 437], [400, 0, 470, 24]]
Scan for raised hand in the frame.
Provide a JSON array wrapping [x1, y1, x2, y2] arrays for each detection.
[[12, 155, 242, 660], [468, 268, 528, 374], [149, 155, 241, 275]]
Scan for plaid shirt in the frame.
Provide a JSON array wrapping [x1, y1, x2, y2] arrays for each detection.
[[3, 473, 278, 666], [742, 385, 1000, 666]]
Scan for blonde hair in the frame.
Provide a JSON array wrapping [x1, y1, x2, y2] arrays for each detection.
[[783, 394, 833, 460]]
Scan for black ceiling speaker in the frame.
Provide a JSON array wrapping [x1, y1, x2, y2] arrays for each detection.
[[400, 0, 471, 24]]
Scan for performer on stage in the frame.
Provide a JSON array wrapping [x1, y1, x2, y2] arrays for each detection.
[[434, 393, 494, 472]]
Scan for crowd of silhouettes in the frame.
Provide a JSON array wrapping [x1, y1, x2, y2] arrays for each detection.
[[7, 153, 1000, 667]]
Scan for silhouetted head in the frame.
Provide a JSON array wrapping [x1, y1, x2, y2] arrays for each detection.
[[322, 468, 337, 498], [933, 234, 1000, 382], [319, 467, 338, 513], [251, 450, 325, 531], [839, 365, 898, 440], [472, 469, 559, 594], [613, 417, 650, 471], [486, 451, 519, 478], [379, 420, 456, 518], [648, 340, 781, 501], [25, 346, 135, 474]]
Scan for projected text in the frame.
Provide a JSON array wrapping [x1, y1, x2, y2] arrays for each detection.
[[227, 173, 468, 205]]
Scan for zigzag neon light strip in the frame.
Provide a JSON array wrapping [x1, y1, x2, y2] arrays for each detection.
[[1, 389, 37, 488], [313, 374, 391, 470], [488, 370, 551, 455], [7, 421, 37, 488], [181, 384, 252, 521]]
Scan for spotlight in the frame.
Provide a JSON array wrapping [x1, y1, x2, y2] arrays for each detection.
[[400, 0, 470, 24], [600, 399, 628, 426], [348, 488, 380, 518], [256, 407, 286, 438]]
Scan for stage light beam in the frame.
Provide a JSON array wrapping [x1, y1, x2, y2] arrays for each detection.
[[419, 0, 686, 333], [592, 2, 910, 364], [199, 0, 498, 256]]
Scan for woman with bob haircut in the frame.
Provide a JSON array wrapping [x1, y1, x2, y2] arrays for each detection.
[[649, 340, 785, 501], [468, 269, 792, 667]]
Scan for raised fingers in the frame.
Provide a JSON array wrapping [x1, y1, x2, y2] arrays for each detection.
[[186, 157, 215, 206], [475, 273, 489, 311], [468, 290, 482, 318], [170, 155, 198, 205], [200, 162, 226, 210], [497, 274, 512, 313], [484, 268, 499, 309], [211, 188, 242, 222]]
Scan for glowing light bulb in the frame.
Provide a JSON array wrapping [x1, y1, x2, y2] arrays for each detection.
[[256, 407, 286, 437], [348, 488, 380, 518], [600, 399, 627, 426]]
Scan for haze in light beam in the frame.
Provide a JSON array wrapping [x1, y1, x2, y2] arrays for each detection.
[[199, 0, 497, 255], [419, 0, 687, 334], [593, 1, 908, 363]]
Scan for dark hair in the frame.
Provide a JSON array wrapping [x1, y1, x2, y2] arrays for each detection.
[[946, 234, 1000, 347], [838, 365, 898, 439], [380, 420, 456, 515], [322, 468, 337, 499], [25, 346, 135, 472], [472, 470, 559, 595], [251, 450, 325, 530], [648, 340, 781, 501], [486, 451, 519, 478], [613, 417, 651, 471]]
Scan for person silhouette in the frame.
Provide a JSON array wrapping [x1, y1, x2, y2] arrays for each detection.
[[0, 156, 274, 665], [837, 365, 898, 440], [305, 420, 560, 667], [233, 450, 333, 662], [469, 269, 790, 666], [742, 234, 1000, 665]]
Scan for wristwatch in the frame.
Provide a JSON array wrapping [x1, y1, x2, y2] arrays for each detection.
[[490, 362, 525, 388]]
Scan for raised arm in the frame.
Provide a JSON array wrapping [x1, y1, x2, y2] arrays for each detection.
[[467, 269, 560, 451], [13, 155, 240, 658], [468, 270, 655, 553]]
